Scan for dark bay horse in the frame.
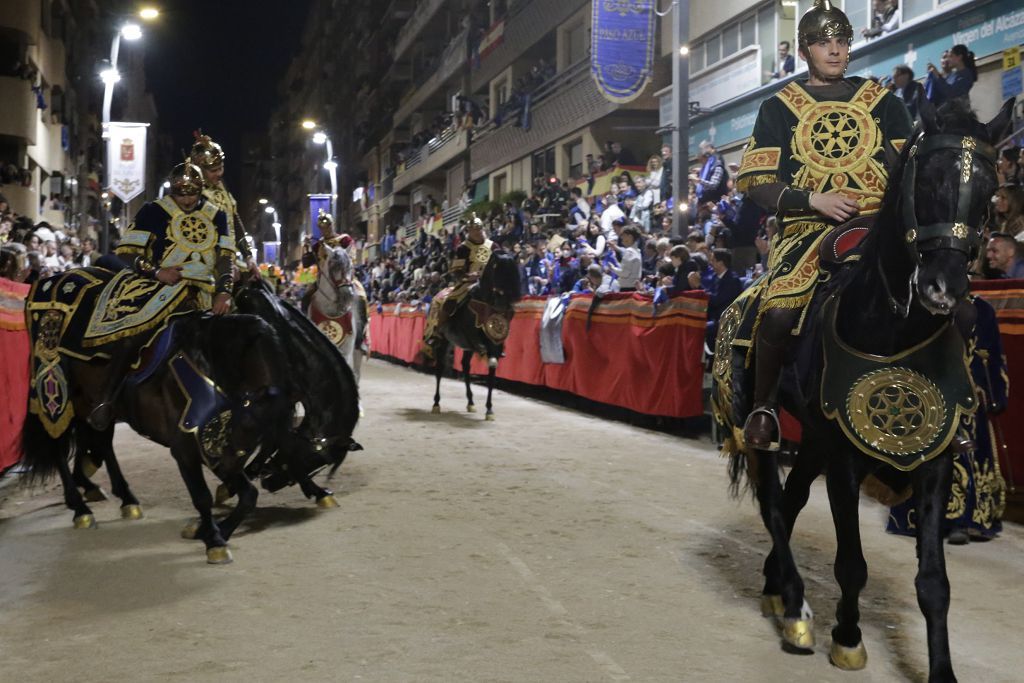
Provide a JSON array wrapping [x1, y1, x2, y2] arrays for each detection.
[[24, 310, 302, 564], [428, 251, 521, 420], [713, 98, 1012, 681], [69, 278, 362, 511]]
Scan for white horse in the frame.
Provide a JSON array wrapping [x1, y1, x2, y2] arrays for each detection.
[[306, 243, 368, 389]]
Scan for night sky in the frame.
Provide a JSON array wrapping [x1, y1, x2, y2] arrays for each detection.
[[143, 0, 314, 190]]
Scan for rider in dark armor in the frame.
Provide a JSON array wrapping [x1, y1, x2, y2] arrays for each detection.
[[736, 0, 912, 450], [190, 131, 260, 277], [87, 162, 234, 429], [421, 216, 494, 358]]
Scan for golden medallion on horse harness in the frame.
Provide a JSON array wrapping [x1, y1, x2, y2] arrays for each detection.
[[846, 368, 946, 456], [483, 314, 510, 343], [317, 319, 347, 346], [35, 310, 64, 362]]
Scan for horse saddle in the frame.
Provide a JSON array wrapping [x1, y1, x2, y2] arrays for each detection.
[[818, 216, 874, 270]]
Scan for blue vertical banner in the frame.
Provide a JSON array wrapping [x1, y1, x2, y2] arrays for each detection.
[[591, 0, 656, 104], [308, 194, 332, 239]]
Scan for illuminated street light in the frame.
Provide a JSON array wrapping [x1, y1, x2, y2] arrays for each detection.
[[101, 191, 110, 199], [162, 181, 170, 188], [301, 120, 317, 130], [323, 160, 338, 172], [120, 23, 143, 41], [272, 222, 281, 230], [258, 197, 268, 205], [264, 206, 276, 214], [312, 131, 327, 145], [679, 45, 689, 56], [679, 202, 689, 213], [139, 7, 160, 20], [99, 68, 121, 85]]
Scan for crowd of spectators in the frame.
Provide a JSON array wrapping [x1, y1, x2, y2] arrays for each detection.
[[0, 197, 99, 283]]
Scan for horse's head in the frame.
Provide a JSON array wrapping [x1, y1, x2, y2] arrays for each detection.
[[478, 251, 522, 307], [319, 243, 354, 288], [903, 98, 1013, 315]]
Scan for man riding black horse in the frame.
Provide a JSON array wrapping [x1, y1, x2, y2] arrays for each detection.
[[736, 0, 913, 452], [421, 215, 494, 360], [87, 161, 236, 429]]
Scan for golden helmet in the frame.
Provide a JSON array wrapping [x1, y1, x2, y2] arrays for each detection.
[[317, 209, 335, 235], [168, 162, 204, 197], [189, 131, 225, 170], [798, 0, 853, 49]]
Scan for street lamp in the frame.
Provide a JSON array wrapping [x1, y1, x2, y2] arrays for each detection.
[[139, 7, 160, 20], [258, 197, 268, 205], [310, 129, 338, 218], [301, 119, 317, 130]]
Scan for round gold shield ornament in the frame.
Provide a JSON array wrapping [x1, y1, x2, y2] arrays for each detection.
[[317, 319, 347, 346], [846, 368, 946, 456], [484, 314, 510, 342]]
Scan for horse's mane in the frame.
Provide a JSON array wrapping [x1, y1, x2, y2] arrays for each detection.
[[855, 100, 984, 277], [237, 281, 359, 433]]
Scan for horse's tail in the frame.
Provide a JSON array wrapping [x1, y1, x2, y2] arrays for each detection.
[[20, 410, 72, 485]]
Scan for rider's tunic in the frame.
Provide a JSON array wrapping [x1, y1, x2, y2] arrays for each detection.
[[115, 195, 235, 310], [422, 237, 494, 347], [203, 182, 252, 261], [736, 78, 911, 328]]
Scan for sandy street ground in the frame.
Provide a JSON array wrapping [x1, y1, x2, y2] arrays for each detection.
[[1, 358, 1022, 682]]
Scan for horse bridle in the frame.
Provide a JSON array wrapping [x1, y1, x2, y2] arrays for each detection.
[[900, 132, 997, 263]]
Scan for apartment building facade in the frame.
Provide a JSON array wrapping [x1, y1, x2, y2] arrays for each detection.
[[260, 0, 1022, 262]]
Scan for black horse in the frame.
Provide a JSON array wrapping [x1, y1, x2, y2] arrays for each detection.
[[23, 311, 309, 563], [67, 278, 362, 510], [428, 251, 521, 420], [233, 278, 362, 491], [714, 98, 1013, 681]]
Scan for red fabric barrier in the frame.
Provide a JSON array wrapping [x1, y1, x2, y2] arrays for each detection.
[[0, 277, 30, 472], [371, 292, 709, 419]]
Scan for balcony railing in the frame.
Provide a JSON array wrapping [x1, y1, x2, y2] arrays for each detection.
[[393, 26, 469, 125], [471, 58, 589, 145]]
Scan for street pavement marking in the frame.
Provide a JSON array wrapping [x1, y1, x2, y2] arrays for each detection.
[[496, 542, 631, 682]]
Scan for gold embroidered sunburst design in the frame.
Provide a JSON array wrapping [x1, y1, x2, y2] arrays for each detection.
[[847, 368, 946, 456], [795, 102, 878, 173]]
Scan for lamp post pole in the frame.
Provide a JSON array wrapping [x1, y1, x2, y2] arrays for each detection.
[[670, 0, 690, 239]]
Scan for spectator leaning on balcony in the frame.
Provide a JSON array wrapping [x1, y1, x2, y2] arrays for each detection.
[[769, 41, 795, 80], [861, 0, 898, 40], [926, 44, 977, 107]]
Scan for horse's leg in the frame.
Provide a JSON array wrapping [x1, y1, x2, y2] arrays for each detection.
[[762, 445, 823, 616], [484, 356, 497, 421], [912, 453, 957, 682], [172, 440, 231, 564], [432, 340, 447, 413], [462, 350, 475, 412], [213, 471, 258, 541], [754, 450, 812, 649], [72, 446, 108, 503], [92, 424, 143, 519], [56, 441, 98, 529], [296, 471, 338, 507], [825, 449, 872, 670]]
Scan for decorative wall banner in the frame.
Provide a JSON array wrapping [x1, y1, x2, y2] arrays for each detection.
[[106, 122, 148, 203], [590, 0, 656, 104], [308, 194, 332, 239]]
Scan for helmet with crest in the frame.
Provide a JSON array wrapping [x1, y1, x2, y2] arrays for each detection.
[[168, 162, 204, 197], [189, 130, 225, 171], [798, 0, 853, 50]]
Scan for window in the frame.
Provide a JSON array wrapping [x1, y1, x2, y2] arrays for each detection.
[[722, 24, 739, 56], [690, 41, 705, 73], [845, 0, 869, 39], [903, 0, 934, 21], [705, 35, 720, 66], [565, 139, 583, 179], [532, 147, 556, 181], [492, 173, 507, 200], [740, 16, 756, 48], [567, 22, 586, 65]]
